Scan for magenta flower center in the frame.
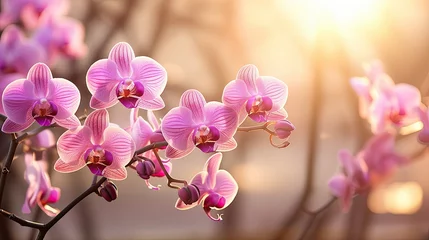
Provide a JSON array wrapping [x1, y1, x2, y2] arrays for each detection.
[[84, 146, 113, 176], [32, 98, 58, 126], [389, 108, 406, 125], [192, 125, 220, 153], [245, 95, 273, 122], [116, 79, 145, 108]]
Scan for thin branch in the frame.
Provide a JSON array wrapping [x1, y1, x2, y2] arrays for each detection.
[[152, 149, 187, 189], [0, 134, 18, 207], [297, 197, 336, 240], [237, 123, 275, 135], [302, 196, 337, 215], [134, 141, 168, 156], [0, 209, 44, 229]]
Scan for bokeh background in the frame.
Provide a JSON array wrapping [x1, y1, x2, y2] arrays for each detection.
[[2, 0, 429, 239]]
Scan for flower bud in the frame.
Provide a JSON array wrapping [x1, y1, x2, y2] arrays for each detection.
[[178, 184, 200, 205], [203, 193, 226, 209], [274, 120, 295, 139], [136, 160, 156, 179], [99, 181, 118, 202]]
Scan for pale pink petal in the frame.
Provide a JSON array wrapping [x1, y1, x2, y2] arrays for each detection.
[[417, 106, 429, 144], [48, 78, 80, 119], [108, 42, 135, 77], [55, 115, 80, 129], [103, 167, 127, 181], [27, 63, 52, 98], [86, 59, 121, 104], [54, 158, 86, 173], [175, 198, 199, 210], [2, 118, 34, 133], [2, 79, 36, 124], [84, 109, 109, 144], [161, 107, 195, 150], [255, 76, 288, 111], [350, 77, 370, 98], [216, 138, 237, 151], [131, 56, 167, 100], [101, 126, 135, 168], [368, 95, 389, 134], [338, 149, 355, 176], [213, 170, 238, 209], [180, 89, 207, 123], [236, 64, 259, 94], [328, 175, 354, 212], [0, 73, 23, 115], [267, 108, 288, 121], [137, 96, 165, 110], [90, 96, 118, 109], [222, 79, 251, 112], [131, 117, 152, 149], [205, 102, 238, 143], [395, 83, 421, 114], [204, 153, 222, 189], [22, 153, 39, 214], [165, 145, 194, 159], [30, 129, 55, 149], [57, 127, 92, 164], [147, 110, 160, 130]]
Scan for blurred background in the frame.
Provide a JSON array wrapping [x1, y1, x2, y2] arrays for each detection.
[[2, 0, 429, 239]]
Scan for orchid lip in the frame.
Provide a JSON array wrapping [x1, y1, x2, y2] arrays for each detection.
[[245, 96, 273, 122], [116, 80, 145, 108], [32, 99, 58, 126], [192, 125, 220, 152], [84, 146, 114, 176]]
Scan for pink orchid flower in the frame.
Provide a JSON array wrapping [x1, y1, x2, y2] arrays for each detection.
[[222, 64, 288, 124], [417, 105, 429, 144], [32, 14, 86, 62], [161, 89, 238, 159], [0, 73, 23, 115], [0, 25, 46, 75], [1, 63, 80, 133], [22, 153, 61, 217], [175, 153, 238, 221], [54, 109, 135, 180], [86, 42, 167, 110], [130, 110, 165, 150], [0, 0, 68, 29]]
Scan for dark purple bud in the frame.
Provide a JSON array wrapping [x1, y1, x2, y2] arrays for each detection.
[[203, 193, 226, 209], [274, 120, 295, 139], [99, 181, 118, 202], [178, 184, 200, 205], [136, 160, 156, 180]]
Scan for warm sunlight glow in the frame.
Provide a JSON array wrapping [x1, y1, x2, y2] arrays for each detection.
[[368, 187, 388, 214], [399, 121, 424, 135], [385, 182, 423, 215]]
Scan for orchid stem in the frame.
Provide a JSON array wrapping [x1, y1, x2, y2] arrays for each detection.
[[298, 197, 337, 240], [237, 123, 275, 135], [152, 149, 187, 189], [0, 209, 44, 229], [134, 141, 168, 155], [0, 134, 18, 207]]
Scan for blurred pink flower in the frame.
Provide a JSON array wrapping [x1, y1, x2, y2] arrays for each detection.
[[0, 0, 68, 29], [417, 105, 429, 144], [161, 89, 238, 159], [1, 63, 80, 133], [222, 64, 288, 124], [22, 153, 61, 217], [0, 25, 46, 75], [32, 15, 86, 62], [54, 109, 135, 180], [175, 153, 238, 221], [86, 42, 167, 110]]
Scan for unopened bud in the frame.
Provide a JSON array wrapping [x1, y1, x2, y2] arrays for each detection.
[[178, 184, 200, 205], [99, 181, 118, 202], [136, 160, 156, 179], [274, 120, 295, 139]]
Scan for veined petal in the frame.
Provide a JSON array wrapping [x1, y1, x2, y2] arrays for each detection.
[[90, 96, 118, 109], [213, 170, 238, 209], [27, 63, 52, 98], [108, 42, 135, 77], [131, 117, 152, 149], [236, 64, 259, 94], [0, 73, 23, 115], [165, 145, 193, 159], [2, 117, 34, 133], [147, 110, 160, 129], [205, 102, 238, 143], [180, 89, 206, 123], [204, 153, 222, 189], [102, 126, 135, 169], [54, 158, 86, 173], [103, 167, 127, 181], [84, 109, 109, 144], [161, 107, 195, 150], [131, 56, 167, 100], [216, 138, 237, 151], [86, 59, 121, 103], [137, 96, 165, 110], [256, 76, 288, 111], [48, 78, 80, 119], [267, 108, 288, 121], [2, 79, 36, 124], [57, 127, 91, 164], [222, 80, 251, 112], [55, 115, 80, 129]]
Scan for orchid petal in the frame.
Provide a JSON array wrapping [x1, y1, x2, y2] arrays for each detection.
[[204, 153, 222, 189], [180, 89, 206, 123], [2, 118, 34, 133], [54, 158, 86, 173], [267, 108, 288, 121], [161, 107, 195, 150], [103, 167, 127, 181], [2, 79, 35, 124], [131, 117, 152, 149], [216, 138, 237, 151], [86, 59, 120, 104], [57, 127, 91, 164], [137, 96, 165, 110], [165, 145, 193, 159], [328, 175, 354, 212], [108, 42, 135, 77], [131, 56, 167, 100], [0, 73, 23, 115], [84, 109, 109, 144], [48, 78, 80, 119], [90, 96, 118, 109], [222, 79, 251, 113], [27, 63, 52, 98], [350, 77, 370, 97], [101, 126, 135, 169], [256, 76, 288, 111], [213, 170, 238, 209], [236, 64, 259, 94], [147, 110, 160, 129], [205, 102, 238, 143], [55, 115, 80, 129], [395, 84, 421, 113]]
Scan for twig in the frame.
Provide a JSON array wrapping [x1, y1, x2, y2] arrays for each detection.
[[134, 141, 168, 156], [0, 134, 18, 207], [152, 149, 187, 189], [237, 123, 275, 135], [0, 209, 44, 229]]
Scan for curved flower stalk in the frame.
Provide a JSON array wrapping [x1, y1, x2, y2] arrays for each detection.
[[222, 64, 288, 124], [32, 14, 87, 62], [161, 89, 238, 159], [328, 133, 408, 211], [22, 153, 61, 217], [0, 0, 68, 29], [175, 153, 238, 221], [1, 62, 81, 133], [0, 25, 46, 75], [54, 109, 135, 180], [86, 42, 167, 110], [135, 151, 172, 190]]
